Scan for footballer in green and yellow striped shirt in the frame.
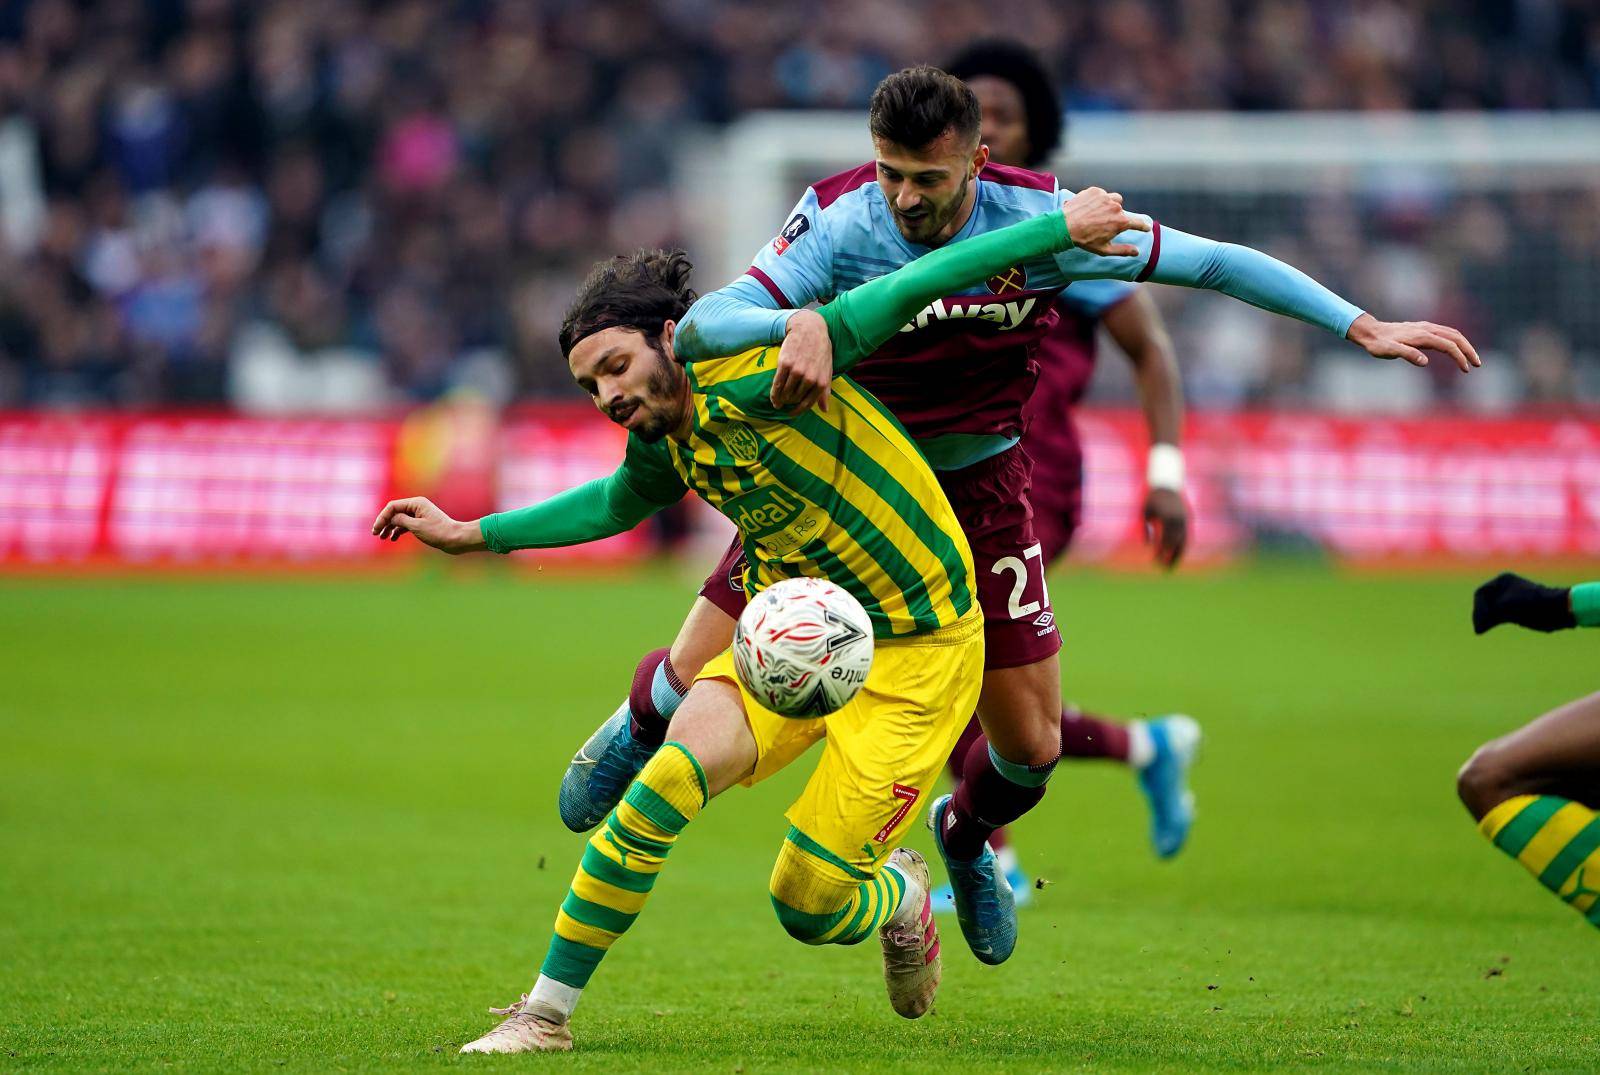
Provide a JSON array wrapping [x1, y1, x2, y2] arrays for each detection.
[[370, 208, 1087, 1053], [662, 342, 974, 637]]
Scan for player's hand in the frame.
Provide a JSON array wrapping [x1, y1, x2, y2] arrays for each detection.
[[1143, 487, 1188, 569], [1472, 571, 1575, 634], [370, 497, 486, 554], [1346, 313, 1481, 372], [1062, 187, 1150, 257], [771, 309, 833, 414]]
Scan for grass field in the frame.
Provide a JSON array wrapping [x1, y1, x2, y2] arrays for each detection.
[[3, 561, 1598, 1072]]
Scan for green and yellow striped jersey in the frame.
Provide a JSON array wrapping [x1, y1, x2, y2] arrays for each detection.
[[480, 211, 1082, 635], [622, 347, 974, 638]]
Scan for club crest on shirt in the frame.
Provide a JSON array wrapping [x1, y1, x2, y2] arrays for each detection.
[[771, 213, 811, 255], [987, 264, 1027, 294], [722, 422, 761, 462]]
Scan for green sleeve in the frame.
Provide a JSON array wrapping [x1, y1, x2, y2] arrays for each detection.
[[1573, 582, 1600, 628], [478, 435, 687, 553], [817, 211, 1072, 373]]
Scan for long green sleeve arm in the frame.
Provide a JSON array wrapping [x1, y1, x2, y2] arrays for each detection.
[[479, 474, 661, 552], [1574, 582, 1600, 627], [478, 437, 687, 553], [817, 210, 1071, 373]]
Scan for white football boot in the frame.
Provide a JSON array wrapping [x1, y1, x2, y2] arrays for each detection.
[[459, 995, 573, 1054], [879, 847, 942, 1019]]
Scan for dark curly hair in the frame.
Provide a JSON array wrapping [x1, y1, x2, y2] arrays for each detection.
[[559, 249, 698, 357], [945, 39, 1064, 168], [868, 65, 983, 151]]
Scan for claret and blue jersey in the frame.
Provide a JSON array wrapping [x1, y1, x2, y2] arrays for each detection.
[[678, 159, 1363, 472], [732, 162, 1162, 469], [479, 207, 1091, 643]]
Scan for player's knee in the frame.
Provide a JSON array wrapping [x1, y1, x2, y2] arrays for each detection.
[[768, 869, 844, 945], [1006, 734, 1060, 770], [1457, 740, 1517, 820], [978, 665, 1064, 768], [987, 712, 1061, 769], [767, 838, 855, 944], [666, 639, 711, 684], [768, 892, 832, 945]]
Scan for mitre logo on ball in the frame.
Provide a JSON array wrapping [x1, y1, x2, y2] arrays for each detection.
[[986, 264, 1027, 294]]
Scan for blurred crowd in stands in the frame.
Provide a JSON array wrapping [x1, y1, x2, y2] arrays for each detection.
[[0, 0, 1597, 412]]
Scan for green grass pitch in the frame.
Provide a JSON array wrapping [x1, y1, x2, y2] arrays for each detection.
[[3, 562, 1597, 1071]]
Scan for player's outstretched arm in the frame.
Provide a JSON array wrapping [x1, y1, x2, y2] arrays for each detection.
[[1473, 573, 1600, 634], [1145, 228, 1481, 372], [372, 453, 685, 555], [675, 277, 796, 363], [371, 496, 489, 554], [818, 205, 1095, 373]]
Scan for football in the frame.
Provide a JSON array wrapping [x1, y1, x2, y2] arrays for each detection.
[[732, 577, 875, 717]]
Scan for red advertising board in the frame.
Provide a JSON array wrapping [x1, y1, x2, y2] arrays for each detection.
[[1073, 411, 1600, 562], [493, 407, 653, 562], [3, 408, 1598, 568], [0, 414, 394, 565]]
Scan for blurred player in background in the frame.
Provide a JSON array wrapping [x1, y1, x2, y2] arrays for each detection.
[[562, 65, 1480, 971], [935, 41, 1198, 910], [1458, 573, 1600, 929]]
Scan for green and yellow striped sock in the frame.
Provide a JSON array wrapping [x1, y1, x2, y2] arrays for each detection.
[[539, 741, 708, 989], [769, 827, 909, 946], [1479, 794, 1600, 927]]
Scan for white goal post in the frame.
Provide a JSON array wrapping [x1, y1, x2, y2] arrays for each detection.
[[680, 112, 1600, 413], [683, 110, 1600, 287]]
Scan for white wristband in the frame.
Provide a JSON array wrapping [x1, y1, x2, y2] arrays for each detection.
[[1146, 443, 1185, 492]]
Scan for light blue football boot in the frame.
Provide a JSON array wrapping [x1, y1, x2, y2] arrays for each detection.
[[926, 793, 1017, 966], [557, 706, 660, 832], [1138, 715, 1201, 859], [931, 844, 1032, 915]]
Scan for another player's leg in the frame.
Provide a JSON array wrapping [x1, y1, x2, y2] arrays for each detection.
[[1038, 496, 1203, 859], [931, 653, 1060, 965], [1457, 691, 1600, 928], [1060, 705, 1202, 859], [926, 446, 1061, 965], [931, 718, 1033, 913], [558, 586, 738, 831], [463, 680, 758, 1053]]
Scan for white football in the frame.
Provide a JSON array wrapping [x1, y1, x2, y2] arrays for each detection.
[[732, 577, 875, 718]]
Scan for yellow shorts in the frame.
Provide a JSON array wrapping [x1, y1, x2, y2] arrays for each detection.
[[697, 610, 984, 877]]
